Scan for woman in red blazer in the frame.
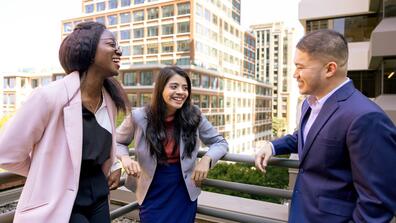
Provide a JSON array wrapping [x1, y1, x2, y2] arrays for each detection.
[[0, 21, 128, 223]]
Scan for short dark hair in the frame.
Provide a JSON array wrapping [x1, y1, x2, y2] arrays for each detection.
[[59, 21, 106, 74], [59, 21, 128, 113], [297, 29, 348, 67], [146, 66, 201, 162]]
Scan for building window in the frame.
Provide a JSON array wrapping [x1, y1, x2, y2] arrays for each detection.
[[140, 71, 153, 85], [140, 93, 151, 106], [192, 94, 200, 106], [204, 8, 211, 21], [133, 28, 144, 38], [161, 60, 173, 65], [147, 43, 158, 54], [97, 2, 106, 11], [121, 0, 131, 7], [41, 77, 51, 86], [196, 3, 203, 17], [96, 16, 105, 25], [176, 58, 190, 65], [177, 2, 190, 15], [134, 0, 144, 4], [108, 0, 118, 9], [63, 22, 73, 33], [177, 22, 190, 33], [147, 8, 159, 20], [120, 29, 131, 40], [162, 24, 174, 35], [147, 26, 158, 36], [120, 13, 131, 23], [201, 95, 209, 108], [121, 45, 130, 56], [210, 76, 218, 89], [383, 58, 396, 94], [31, 79, 39, 88], [161, 42, 174, 53], [3, 77, 15, 89], [133, 10, 144, 21], [107, 15, 118, 25], [306, 14, 380, 42], [123, 72, 137, 86], [201, 75, 209, 88], [85, 4, 94, 13], [162, 5, 174, 17], [177, 40, 190, 51], [384, 0, 396, 17], [133, 45, 144, 55], [128, 93, 137, 107], [191, 73, 200, 87], [211, 95, 218, 108]]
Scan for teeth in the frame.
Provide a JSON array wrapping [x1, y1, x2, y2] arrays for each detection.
[[112, 58, 120, 63]]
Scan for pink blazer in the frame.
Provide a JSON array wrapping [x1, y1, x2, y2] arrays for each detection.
[[0, 72, 118, 223]]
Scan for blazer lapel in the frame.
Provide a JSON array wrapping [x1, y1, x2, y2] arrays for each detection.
[[298, 101, 310, 160], [62, 72, 83, 184], [299, 81, 355, 165]]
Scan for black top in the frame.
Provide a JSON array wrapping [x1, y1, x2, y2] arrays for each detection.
[[73, 105, 112, 207]]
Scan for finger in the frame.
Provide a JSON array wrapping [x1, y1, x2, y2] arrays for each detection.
[[255, 156, 264, 172], [203, 171, 208, 180]]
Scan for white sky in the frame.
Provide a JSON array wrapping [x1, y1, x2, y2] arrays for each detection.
[[0, 0, 302, 73]]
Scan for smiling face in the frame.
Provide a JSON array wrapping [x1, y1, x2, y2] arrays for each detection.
[[93, 30, 122, 77], [162, 74, 189, 116], [293, 49, 329, 98]]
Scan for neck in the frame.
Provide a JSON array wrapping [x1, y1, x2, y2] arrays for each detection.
[[81, 69, 105, 99], [315, 76, 348, 100]]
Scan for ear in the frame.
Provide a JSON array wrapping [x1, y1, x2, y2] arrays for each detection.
[[325, 62, 337, 78]]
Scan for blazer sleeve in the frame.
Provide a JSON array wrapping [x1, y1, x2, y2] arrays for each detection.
[[0, 88, 51, 177], [271, 130, 299, 155], [116, 113, 135, 158], [198, 114, 228, 168], [347, 111, 396, 222]]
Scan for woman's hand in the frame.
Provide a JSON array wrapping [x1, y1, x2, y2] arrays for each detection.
[[191, 155, 212, 187], [108, 168, 121, 190], [121, 155, 141, 177]]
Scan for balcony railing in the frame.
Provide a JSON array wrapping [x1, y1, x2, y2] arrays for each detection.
[[0, 150, 298, 223]]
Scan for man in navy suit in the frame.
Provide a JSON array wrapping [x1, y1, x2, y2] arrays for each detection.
[[255, 29, 396, 223]]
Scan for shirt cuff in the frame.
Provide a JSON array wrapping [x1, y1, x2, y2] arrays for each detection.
[[269, 142, 276, 156], [111, 159, 122, 172]]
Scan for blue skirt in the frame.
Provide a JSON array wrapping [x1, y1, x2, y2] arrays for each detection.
[[139, 162, 197, 223]]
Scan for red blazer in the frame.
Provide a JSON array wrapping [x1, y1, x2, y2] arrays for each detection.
[[0, 72, 118, 223]]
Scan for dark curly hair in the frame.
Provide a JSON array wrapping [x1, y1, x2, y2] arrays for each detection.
[[145, 66, 201, 162], [58, 21, 128, 113]]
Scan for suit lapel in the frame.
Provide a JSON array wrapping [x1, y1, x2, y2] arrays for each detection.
[[299, 81, 355, 165], [62, 72, 83, 184], [298, 101, 311, 160]]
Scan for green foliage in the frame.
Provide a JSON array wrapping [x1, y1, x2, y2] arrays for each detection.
[[203, 162, 289, 204]]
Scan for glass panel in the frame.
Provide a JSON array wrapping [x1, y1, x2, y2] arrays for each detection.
[[133, 10, 144, 21], [147, 8, 159, 19], [97, 2, 106, 11], [147, 26, 158, 36], [108, 0, 118, 9], [162, 5, 174, 17], [108, 15, 118, 25], [120, 13, 131, 23], [140, 71, 153, 85], [123, 72, 137, 86], [121, 0, 131, 7], [85, 4, 94, 13], [177, 2, 190, 15]]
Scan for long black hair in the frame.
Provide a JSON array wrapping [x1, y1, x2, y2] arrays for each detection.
[[145, 66, 201, 162], [58, 21, 129, 113]]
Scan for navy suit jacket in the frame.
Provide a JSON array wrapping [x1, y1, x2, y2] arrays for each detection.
[[272, 82, 396, 223]]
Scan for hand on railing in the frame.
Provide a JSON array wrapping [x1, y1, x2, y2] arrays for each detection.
[[254, 141, 273, 174], [191, 155, 212, 187], [120, 155, 141, 178], [108, 168, 121, 190]]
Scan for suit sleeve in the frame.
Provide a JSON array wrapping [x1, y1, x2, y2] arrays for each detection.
[[116, 113, 135, 158], [0, 88, 50, 176], [347, 112, 396, 222], [271, 130, 299, 155], [198, 114, 228, 168]]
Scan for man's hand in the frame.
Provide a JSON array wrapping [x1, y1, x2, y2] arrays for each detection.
[[191, 155, 211, 187], [120, 155, 141, 177], [108, 168, 121, 190], [255, 141, 273, 173]]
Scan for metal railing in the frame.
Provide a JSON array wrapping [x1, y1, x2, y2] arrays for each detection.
[[0, 150, 298, 223]]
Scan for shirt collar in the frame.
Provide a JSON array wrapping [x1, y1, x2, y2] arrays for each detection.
[[307, 78, 350, 109]]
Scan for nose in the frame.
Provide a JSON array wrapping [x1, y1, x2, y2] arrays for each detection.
[[293, 68, 299, 79], [115, 46, 122, 56]]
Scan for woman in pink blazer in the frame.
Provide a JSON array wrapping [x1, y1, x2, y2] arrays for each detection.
[[0, 21, 128, 223]]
